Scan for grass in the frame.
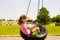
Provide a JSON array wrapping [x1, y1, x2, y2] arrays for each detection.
[[45, 23, 60, 34], [0, 25, 20, 35], [0, 23, 60, 35]]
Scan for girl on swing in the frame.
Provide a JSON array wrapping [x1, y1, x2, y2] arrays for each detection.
[[18, 15, 40, 35]]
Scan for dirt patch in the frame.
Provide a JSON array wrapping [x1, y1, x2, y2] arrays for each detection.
[[0, 36, 60, 40], [45, 36, 60, 40]]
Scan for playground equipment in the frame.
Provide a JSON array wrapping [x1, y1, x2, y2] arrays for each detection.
[[20, 0, 47, 40], [20, 23, 47, 40]]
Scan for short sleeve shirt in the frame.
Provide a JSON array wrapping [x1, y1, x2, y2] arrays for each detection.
[[20, 23, 30, 35]]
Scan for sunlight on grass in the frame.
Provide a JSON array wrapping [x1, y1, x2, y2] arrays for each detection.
[[0, 25, 20, 35], [45, 24, 60, 34], [0, 23, 60, 35]]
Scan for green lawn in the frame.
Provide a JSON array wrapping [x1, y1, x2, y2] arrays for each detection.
[[0, 23, 60, 35], [45, 24, 60, 34], [0, 25, 20, 35]]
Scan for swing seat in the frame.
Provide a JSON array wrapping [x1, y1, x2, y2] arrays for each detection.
[[20, 24, 47, 40]]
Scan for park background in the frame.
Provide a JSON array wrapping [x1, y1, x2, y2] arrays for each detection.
[[0, 0, 60, 36]]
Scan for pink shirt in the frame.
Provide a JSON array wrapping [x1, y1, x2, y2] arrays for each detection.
[[20, 23, 30, 35]]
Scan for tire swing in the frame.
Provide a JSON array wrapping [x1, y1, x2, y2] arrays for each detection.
[[20, 24, 47, 40], [20, 0, 47, 40]]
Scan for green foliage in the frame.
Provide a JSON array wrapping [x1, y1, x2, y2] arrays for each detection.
[[7, 19, 14, 21], [56, 15, 60, 22], [52, 17, 56, 22], [52, 15, 60, 22], [0, 19, 5, 21], [36, 7, 51, 24]]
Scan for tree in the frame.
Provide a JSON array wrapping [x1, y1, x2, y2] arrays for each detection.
[[0, 19, 5, 21], [7, 19, 14, 21], [56, 15, 60, 23], [52, 17, 56, 22], [52, 15, 60, 23], [36, 7, 50, 24]]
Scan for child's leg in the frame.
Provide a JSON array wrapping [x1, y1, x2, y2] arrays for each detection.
[[32, 27, 40, 32]]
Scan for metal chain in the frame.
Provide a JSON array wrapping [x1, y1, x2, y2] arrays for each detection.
[[26, 0, 31, 16], [38, 0, 40, 12], [26, 0, 40, 16]]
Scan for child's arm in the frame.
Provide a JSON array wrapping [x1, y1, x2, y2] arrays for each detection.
[[24, 23, 33, 30], [27, 25, 36, 30]]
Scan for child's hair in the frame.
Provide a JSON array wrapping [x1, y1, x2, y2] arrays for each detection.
[[18, 15, 26, 25]]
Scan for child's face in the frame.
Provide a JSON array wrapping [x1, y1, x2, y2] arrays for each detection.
[[22, 18, 27, 23]]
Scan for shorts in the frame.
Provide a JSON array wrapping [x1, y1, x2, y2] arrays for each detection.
[[29, 31, 32, 35]]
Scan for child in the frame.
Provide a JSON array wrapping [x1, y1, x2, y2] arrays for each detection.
[[18, 15, 32, 35], [18, 15, 40, 35]]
